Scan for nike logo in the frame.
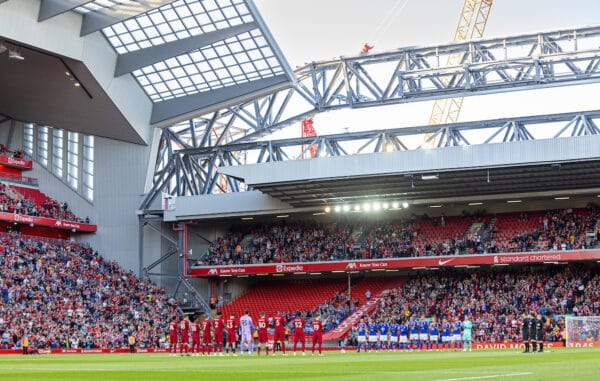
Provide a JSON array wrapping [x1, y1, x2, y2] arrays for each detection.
[[438, 258, 454, 266]]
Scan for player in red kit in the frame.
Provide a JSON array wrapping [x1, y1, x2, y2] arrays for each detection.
[[201, 315, 213, 356], [212, 311, 225, 356], [191, 316, 201, 356], [179, 315, 190, 356], [225, 313, 238, 356], [311, 313, 324, 356], [292, 312, 306, 356], [273, 311, 286, 355], [168, 316, 179, 356], [257, 311, 269, 356]]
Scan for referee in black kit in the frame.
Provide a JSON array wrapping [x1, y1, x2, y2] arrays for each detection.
[[529, 313, 538, 352], [533, 313, 545, 353], [521, 312, 531, 353]]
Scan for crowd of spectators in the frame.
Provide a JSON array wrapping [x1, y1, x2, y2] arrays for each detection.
[[0, 183, 90, 223], [366, 264, 600, 342], [0, 144, 26, 159], [490, 208, 598, 253], [196, 207, 598, 267], [0, 233, 176, 351]]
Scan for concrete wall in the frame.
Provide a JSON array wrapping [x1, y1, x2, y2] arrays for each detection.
[[18, 129, 158, 273]]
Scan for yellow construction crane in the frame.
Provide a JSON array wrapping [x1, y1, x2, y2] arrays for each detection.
[[426, 0, 493, 145]]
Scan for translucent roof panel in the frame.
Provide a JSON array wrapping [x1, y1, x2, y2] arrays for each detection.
[[133, 29, 285, 101], [76, 0, 131, 14], [103, 0, 253, 55], [99, 0, 291, 103]]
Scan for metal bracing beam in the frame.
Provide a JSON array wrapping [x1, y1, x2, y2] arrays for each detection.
[[173, 25, 600, 144], [176, 109, 600, 156], [151, 74, 292, 126], [80, 0, 177, 36], [143, 247, 178, 273], [114, 22, 259, 76], [135, 109, 600, 205], [38, 0, 92, 21]]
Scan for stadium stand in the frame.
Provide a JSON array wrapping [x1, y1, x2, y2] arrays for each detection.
[[4, 184, 89, 223], [219, 279, 349, 320], [198, 206, 598, 267], [0, 233, 176, 350]]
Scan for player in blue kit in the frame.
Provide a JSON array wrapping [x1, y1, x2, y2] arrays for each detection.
[[442, 319, 452, 350], [367, 320, 379, 351], [409, 318, 419, 351], [357, 318, 368, 353], [429, 319, 439, 350], [399, 321, 409, 351], [418, 316, 429, 350], [378, 320, 389, 350], [452, 317, 463, 350], [389, 321, 399, 351]]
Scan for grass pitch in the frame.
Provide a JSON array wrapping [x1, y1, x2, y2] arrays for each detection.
[[1, 348, 599, 381]]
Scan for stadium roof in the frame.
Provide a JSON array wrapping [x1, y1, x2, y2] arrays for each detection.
[[0, 0, 294, 141], [77, 0, 294, 125]]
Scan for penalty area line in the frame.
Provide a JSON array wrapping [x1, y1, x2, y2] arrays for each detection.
[[434, 372, 532, 381]]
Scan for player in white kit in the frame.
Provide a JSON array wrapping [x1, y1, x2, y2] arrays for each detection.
[[239, 309, 255, 355]]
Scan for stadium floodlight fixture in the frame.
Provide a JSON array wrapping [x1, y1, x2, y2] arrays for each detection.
[[74, 82, 81, 87], [554, 196, 570, 200], [468, 202, 483, 206], [402, 202, 409, 209], [309, 272, 322, 275], [385, 144, 394, 152], [342, 204, 351, 212], [276, 215, 289, 218], [382, 202, 389, 209], [507, 200, 522, 203], [353, 205, 361, 212], [362, 203, 371, 212], [421, 174, 439, 180], [324, 206, 331, 213], [334, 205, 342, 213], [391, 201, 400, 209], [429, 205, 443, 208], [241, 217, 254, 220], [372, 202, 381, 211]]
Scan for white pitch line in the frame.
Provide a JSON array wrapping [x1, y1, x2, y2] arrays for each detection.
[[434, 372, 532, 381]]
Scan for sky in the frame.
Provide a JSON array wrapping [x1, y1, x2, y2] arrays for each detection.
[[252, 0, 600, 145]]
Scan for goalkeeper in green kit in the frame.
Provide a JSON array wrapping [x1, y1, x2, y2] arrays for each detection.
[[462, 314, 473, 352]]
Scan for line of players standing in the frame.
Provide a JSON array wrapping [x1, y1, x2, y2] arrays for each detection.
[[521, 313, 545, 353], [354, 315, 474, 352], [168, 310, 325, 357]]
